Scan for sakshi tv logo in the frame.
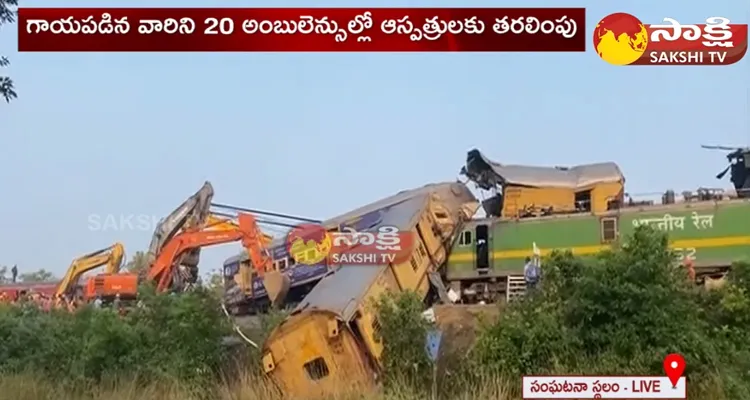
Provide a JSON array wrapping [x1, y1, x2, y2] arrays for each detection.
[[593, 12, 748, 66], [285, 223, 413, 265]]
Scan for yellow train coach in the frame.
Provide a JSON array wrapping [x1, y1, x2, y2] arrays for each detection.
[[260, 182, 478, 397]]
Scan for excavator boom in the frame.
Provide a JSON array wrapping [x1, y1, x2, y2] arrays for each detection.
[[205, 213, 274, 245], [81, 209, 288, 307], [56, 243, 125, 298], [208, 211, 290, 306], [147, 181, 214, 266], [147, 213, 275, 292]]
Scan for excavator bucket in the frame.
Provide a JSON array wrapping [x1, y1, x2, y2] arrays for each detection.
[[263, 270, 291, 308]]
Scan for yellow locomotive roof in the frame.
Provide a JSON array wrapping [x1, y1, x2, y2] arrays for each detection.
[[463, 148, 624, 189]]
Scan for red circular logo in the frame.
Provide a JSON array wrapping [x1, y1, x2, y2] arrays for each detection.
[[286, 224, 332, 265]]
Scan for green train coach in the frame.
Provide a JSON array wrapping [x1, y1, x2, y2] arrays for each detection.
[[445, 148, 750, 303]]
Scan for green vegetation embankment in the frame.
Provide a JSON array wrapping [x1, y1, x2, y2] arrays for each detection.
[[1, 226, 749, 399]]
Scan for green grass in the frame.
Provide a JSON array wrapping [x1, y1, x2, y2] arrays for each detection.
[[0, 371, 511, 400], [0, 371, 729, 400]]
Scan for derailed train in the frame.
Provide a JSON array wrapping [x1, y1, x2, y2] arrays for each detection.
[[220, 182, 478, 395], [221, 182, 478, 315], [258, 182, 478, 397], [222, 147, 749, 394]]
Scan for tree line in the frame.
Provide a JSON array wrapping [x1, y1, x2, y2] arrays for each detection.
[[0, 266, 55, 283], [0, 251, 150, 283], [2, 250, 224, 297]]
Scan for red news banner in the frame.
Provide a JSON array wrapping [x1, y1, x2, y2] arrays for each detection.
[[17, 8, 585, 52]]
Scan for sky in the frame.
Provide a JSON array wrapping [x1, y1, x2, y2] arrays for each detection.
[[0, 0, 748, 280]]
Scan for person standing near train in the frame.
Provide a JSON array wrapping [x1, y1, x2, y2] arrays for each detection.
[[524, 256, 541, 290]]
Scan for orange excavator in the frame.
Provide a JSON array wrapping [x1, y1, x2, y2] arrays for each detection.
[[149, 212, 274, 292], [82, 182, 289, 306], [56, 243, 125, 299], [84, 212, 289, 304], [82, 182, 212, 301]]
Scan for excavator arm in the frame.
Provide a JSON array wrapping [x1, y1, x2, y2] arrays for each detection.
[[205, 213, 274, 245], [56, 243, 125, 298], [79, 212, 290, 307], [147, 181, 214, 267], [146, 213, 274, 292], [207, 212, 290, 305]]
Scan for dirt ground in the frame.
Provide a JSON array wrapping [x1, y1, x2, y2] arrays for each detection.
[[233, 315, 263, 331], [432, 304, 502, 374]]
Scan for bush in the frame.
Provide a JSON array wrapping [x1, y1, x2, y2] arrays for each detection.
[[369, 226, 750, 399], [0, 286, 232, 390], [373, 290, 432, 389], [471, 226, 750, 398]]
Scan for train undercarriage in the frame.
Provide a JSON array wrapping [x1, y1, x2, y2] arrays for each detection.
[[441, 263, 734, 306]]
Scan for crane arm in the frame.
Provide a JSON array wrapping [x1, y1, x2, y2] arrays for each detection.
[[55, 243, 125, 297], [146, 213, 270, 292]]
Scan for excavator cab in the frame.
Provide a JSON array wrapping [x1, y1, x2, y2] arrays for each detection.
[[84, 273, 138, 301]]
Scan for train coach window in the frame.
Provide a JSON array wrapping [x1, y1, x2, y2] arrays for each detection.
[[303, 357, 330, 381], [372, 318, 383, 342], [433, 205, 451, 222], [418, 243, 427, 258], [601, 217, 618, 243], [458, 231, 473, 246], [224, 263, 239, 277]]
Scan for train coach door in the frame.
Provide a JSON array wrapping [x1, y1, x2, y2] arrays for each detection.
[[475, 224, 490, 270]]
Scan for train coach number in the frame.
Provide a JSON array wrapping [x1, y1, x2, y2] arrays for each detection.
[[673, 247, 697, 261]]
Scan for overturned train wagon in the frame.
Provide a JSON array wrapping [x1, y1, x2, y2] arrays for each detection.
[[261, 182, 478, 397], [223, 181, 478, 313]]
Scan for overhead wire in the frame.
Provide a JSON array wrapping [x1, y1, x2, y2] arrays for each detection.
[[211, 203, 321, 223], [211, 210, 299, 229]]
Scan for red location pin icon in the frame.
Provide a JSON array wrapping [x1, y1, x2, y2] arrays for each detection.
[[663, 353, 686, 388]]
